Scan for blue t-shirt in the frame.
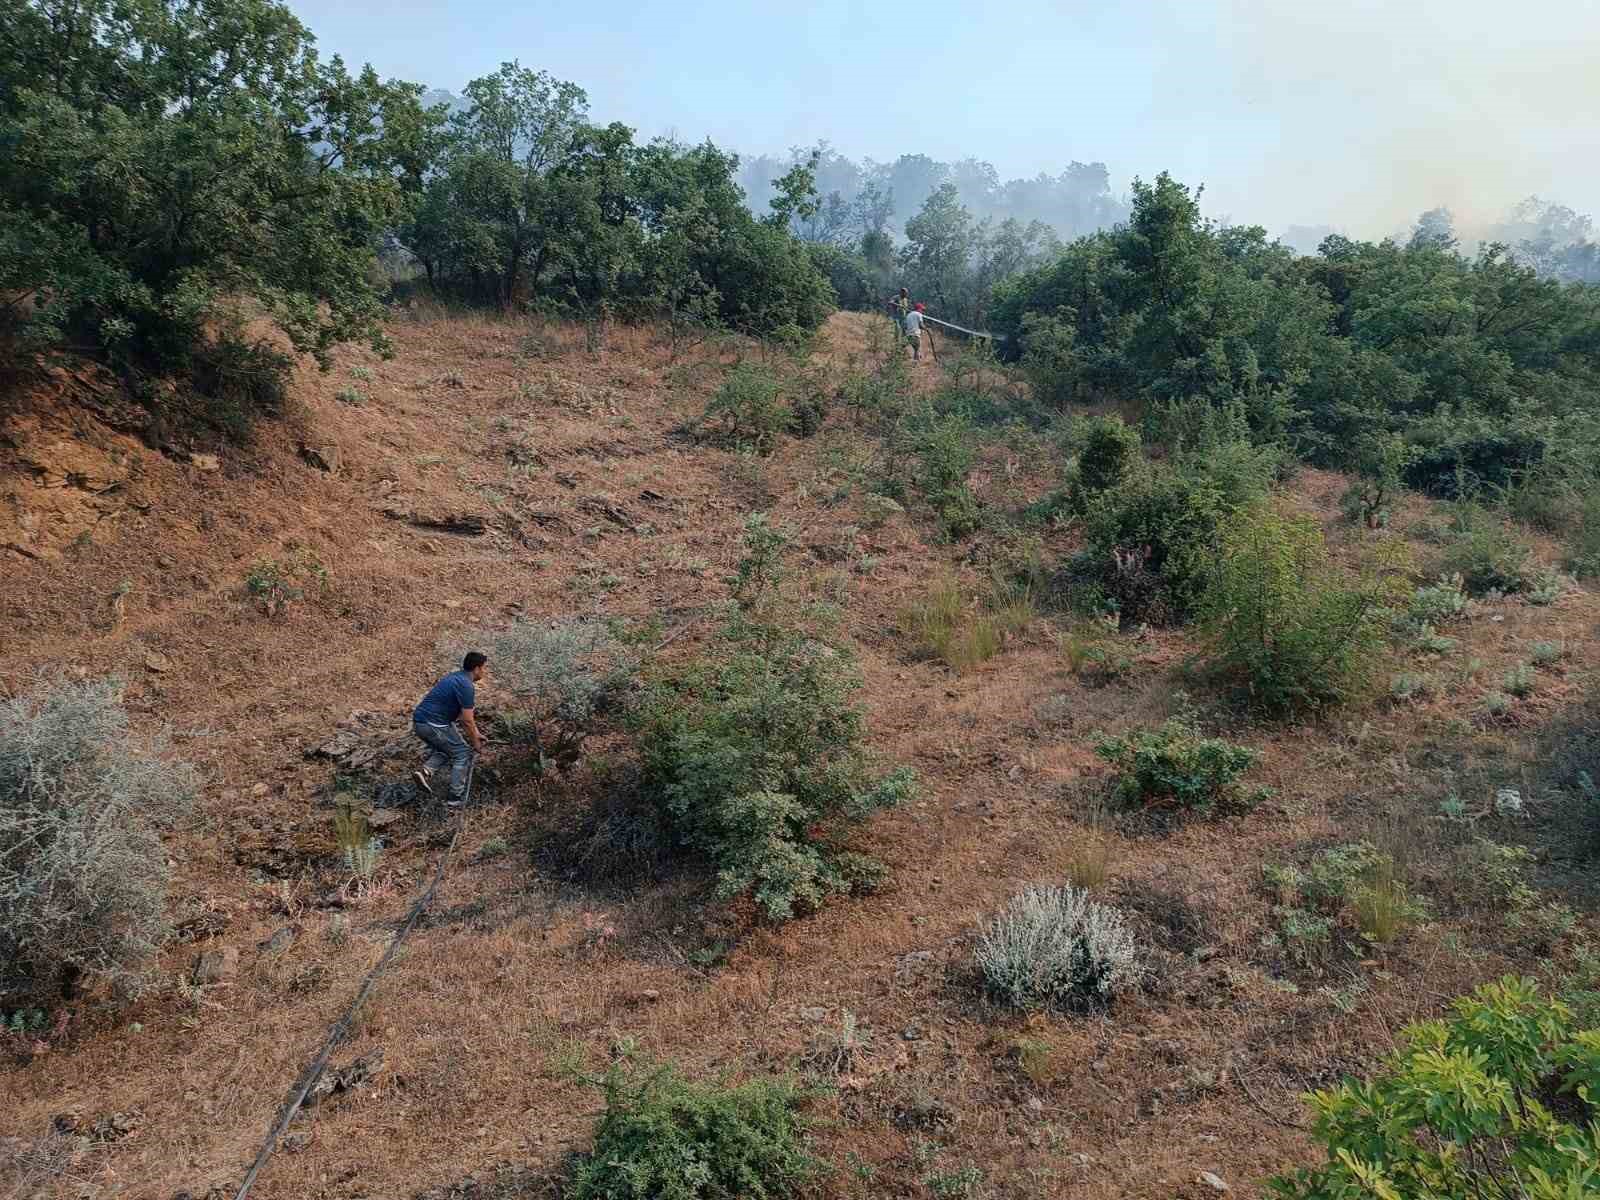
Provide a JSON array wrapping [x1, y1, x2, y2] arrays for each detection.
[[414, 671, 475, 725]]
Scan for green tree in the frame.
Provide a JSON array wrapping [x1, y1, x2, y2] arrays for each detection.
[[1, 0, 429, 378], [1272, 976, 1600, 1199], [901, 183, 975, 317]]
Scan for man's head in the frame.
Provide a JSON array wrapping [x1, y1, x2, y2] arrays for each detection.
[[914, 302, 925, 313], [899, 287, 908, 298], [462, 651, 488, 682]]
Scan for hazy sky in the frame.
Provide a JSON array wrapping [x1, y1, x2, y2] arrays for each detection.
[[290, 0, 1600, 236]]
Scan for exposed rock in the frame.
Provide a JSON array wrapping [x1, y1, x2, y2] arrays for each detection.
[[144, 651, 172, 673], [305, 1048, 383, 1107], [299, 442, 340, 473], [260, 926, 297, 953], [1197, 1170, 1230, 1193], [193, 946, 238, 983], [799, 1006, 829, 1022], [189, 453, 221, 472]]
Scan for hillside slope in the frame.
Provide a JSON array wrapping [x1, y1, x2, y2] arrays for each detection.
[[2, 311, 1597, 1200]]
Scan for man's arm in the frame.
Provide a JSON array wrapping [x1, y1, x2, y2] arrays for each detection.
[[459, 707, 484, 752]]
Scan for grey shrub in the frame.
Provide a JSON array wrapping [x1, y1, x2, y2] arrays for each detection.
[[0, 678, 197, 1001], [976, 884, 1142, 1011]]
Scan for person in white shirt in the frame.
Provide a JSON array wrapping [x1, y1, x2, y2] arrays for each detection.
[[904, 302, 925, 361]]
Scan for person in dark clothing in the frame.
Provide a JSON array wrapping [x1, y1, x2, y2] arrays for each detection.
[[412, 651, 487, 808]]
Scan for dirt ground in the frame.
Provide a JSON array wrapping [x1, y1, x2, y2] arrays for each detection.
[[2, 309, 1596, 1200]]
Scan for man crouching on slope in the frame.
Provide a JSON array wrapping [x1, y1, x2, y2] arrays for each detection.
[[412, 651, 487, 808]]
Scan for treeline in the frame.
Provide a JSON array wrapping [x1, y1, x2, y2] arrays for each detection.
[[737, 146, 1126, 244], [994, 174, 1600, 526], [0, 0, 837, 425]]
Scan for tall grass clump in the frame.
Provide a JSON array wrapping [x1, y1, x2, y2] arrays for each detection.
[[569, 1062, 816, 1200], [1200, 504, 1407, 716], [977, 884, 1142, 1011], [1, 679, 197, 1002]]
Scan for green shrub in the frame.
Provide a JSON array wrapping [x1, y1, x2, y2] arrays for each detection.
[[731, 513, 792, 610], [569, 1063, 816, 1200], [976, 884, 1142, 1011], [1200, 504, 1405, 715], [1079, 465, 1227, 623], [914, 413, 982, 540], [1503, 663, 1537, 698], [1567, 492, 1600, 579], [1, 679, 197, 1002], [1070, 415, 1142, 501], [1269, 976, 1600, 1199], [1019, 310, 1082, 408], [1093, 719, 1261, 814], [637, 622, 915, 920], [1400, 573, 1470, 630], [702, 364, 789, 454], [1438, 501, 1533, 595]]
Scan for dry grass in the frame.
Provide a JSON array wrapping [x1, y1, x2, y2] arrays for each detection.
[[1, 311, 1597, 1200]]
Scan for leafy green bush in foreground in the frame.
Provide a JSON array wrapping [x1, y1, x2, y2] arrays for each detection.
[[637, 620, 915, 920], [1271, 976, 1600, 1199], [1201, 504, 1406, 716], [1093, 719, 1261, 814], [570, 1063, 815, 1200]]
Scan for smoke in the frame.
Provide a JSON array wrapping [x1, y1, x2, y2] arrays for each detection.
[[1200, 0, 1600, 238]]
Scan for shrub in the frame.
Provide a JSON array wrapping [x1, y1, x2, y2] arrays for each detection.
[[1437, 501, 1533, 595], [1269, 977, 1600, 1200], [1079, 464, 1228, 623], [1531, 640, 1565, 667], [1401, 573, 1470, 629], [915, 413, 982, 540], [637, 622, 915, 920], [569, 1063, 816, 1200], [1503, 663, 1537, 699], [1525, 566, 1571, 606], [731, 513, 792, 610], [1199, 504, 1405, 715], [1568, 492, 1600, 579], [1093, 719, 1262, 814], [976, 884, 1142, 1011], [1, 679, 197, 1001], [1070, 415, 1142, 502], [485, 619, 639, 773], [702, 364, 789, 454]]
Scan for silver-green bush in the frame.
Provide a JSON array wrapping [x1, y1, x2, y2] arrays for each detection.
[[483, 619, 640, 773], [976, 884, 1142, 1011], [1, 679, 197, 1001]]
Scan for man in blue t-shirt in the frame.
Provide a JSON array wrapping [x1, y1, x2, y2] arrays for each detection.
[[412, 651, 488, 808]]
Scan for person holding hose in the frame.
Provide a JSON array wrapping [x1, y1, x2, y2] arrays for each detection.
[[412, 651, 487, 808], [904, 301, 926, 362]]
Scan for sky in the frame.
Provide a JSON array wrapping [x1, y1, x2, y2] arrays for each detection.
[[288, 0, 1600, 237]]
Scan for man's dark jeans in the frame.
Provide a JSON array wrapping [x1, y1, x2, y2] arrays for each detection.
[[413, 720, 473, 803]]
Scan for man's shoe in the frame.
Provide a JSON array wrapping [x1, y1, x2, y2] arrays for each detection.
[[412, 768, 433, 793], [445, 794, 466, 810]]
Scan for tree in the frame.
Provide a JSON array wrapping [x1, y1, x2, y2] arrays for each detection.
[[901, 183, 975, 317], [0, 0, 430, 383], [400, 62, 594, 308], [1271, 977, 1600, 1199]]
